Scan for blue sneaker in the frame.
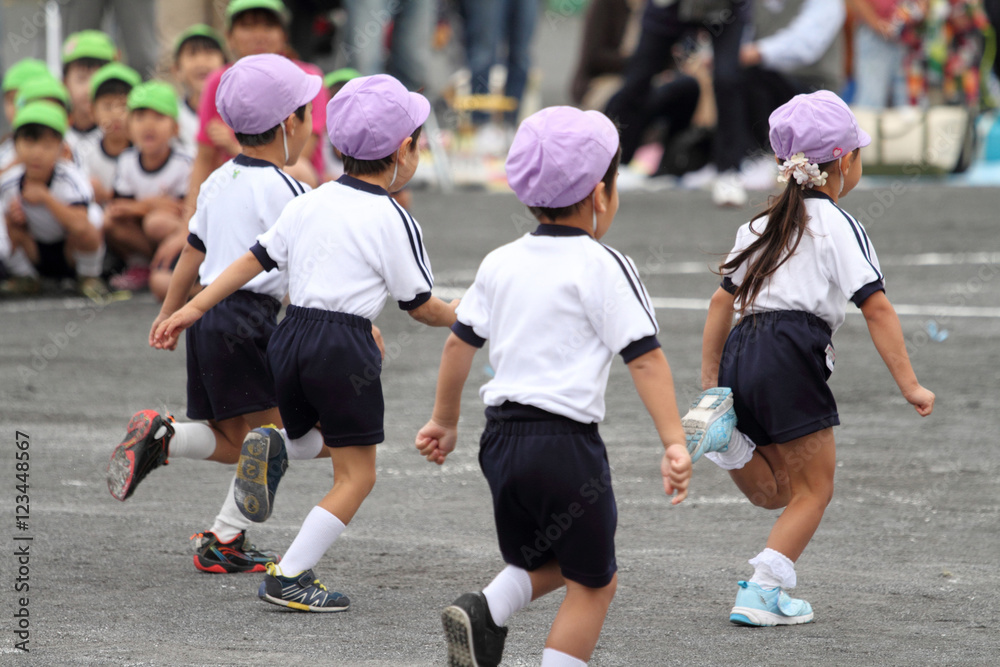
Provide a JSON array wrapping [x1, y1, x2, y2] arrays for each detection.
[[730, 580, 814, 626], [234, 426, 287, 522], [258, 563, 350, 612], [682, 388, 736, 463]]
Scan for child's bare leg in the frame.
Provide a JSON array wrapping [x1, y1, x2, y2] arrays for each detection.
[[105, 218, 152, 259], [728, 444, 791, 510], [177, 407, 281, 464], [317, 444, 377, 524], [142, 209, 182, 246], [544, 574, 618, 663], [528, 560, 565, 599]]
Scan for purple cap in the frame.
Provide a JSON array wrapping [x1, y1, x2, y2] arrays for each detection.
[[505, 106, 619, 208], [217, 54, 322, 134], [327, 74, 430, 160], [769, 90, 871, 164]]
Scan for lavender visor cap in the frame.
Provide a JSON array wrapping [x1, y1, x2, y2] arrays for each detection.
[[506, 106, 619, 208], [217, 54, 322, 135], [327, 74, 430, 160], [769, 90, 871, 164]]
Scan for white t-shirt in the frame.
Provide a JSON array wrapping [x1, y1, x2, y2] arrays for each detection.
[[65, 125, 100, 167], [177, 99, 199, 158], [113, 147, 192, 200], [188, 154, 309, 300], [0, 161, 102, 244], [454, 225, 661, 424], [722, 189, 884, 334], [74, 132, 124, 195], [0, 137, 16, 171], [253, 174, 434, 320]]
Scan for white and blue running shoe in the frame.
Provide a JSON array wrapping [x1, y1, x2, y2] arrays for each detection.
[[682, 388, 737, 463], [730, 580, 814, 626]]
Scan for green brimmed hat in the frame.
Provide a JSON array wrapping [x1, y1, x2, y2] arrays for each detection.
[[3, 59, 51, 93], [174, 23, 226, 58], [128, 81, 179, 120], [324, 68, 361, 90], [14, 101, 68, 135], [62, 30, 118, 64], [16, 76, 70, 109], [89, 62, 142, 99], [226, 0, 290, 29]]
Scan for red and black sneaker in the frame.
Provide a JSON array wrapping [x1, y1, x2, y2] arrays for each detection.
[[107, 410, 173, 501], [191, 530, 280, 574]]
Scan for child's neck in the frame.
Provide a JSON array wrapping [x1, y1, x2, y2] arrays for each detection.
[[186, 90, 200, 111], [102, 133, 130, 156], [241, 142, 286, 168], [140, 144, 171, 171], [70, 111, 95, 133], [541, 212, 596, 238]]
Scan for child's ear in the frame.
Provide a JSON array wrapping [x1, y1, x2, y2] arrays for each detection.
[[593, 181, 609, 213]]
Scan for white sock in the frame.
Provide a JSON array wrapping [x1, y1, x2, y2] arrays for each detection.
[[280, 427, 325, 460], [482, 565, 533, 626], [541, 648, 587, 667], [705, 429, 755, 470], [276, 506, 346, 577], [749, 547, 797, 589], [73, 244, 105, 278], [209, 475, 251, 542], [5, 248, 38, 277], [168, 422, 216, 459]]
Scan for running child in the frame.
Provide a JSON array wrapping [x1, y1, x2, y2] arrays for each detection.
[[171, 25, 227, 157], [415, 106, 692, 667], [694, 91, 935, 626], [152, 73, 458, 611], [107, 54, 324, 575]]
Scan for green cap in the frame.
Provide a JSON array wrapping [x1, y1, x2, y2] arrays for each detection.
[[225, 0, 290, 29], [13, 101, 68, 135], [128, 81, 179, 120], [174, 23, 226, 58], [89, 62, 142, 100], [324, 68, 361, 90], [3, 59, 51, 93], [16, 76, 70, 109], [62, 30, 118, 65]]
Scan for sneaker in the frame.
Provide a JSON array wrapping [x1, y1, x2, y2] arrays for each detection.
[[258, 563, 350, 612], [712, 170, 748, 207], [0, 276, 41, 297], [730, 580, 814, 626], [682, 388, 737, 463], [107, 410, 173, 501], [78, 276, 111, 302], [234, 426, 287, 522], [109, 265, 150, 291], [191, 530, 280, 574], [441, 592, 508, 667]]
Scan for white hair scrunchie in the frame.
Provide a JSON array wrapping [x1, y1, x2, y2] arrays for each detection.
[[776, 152, 828, 189]]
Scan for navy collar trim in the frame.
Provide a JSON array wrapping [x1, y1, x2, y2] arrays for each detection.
[[139, 148, 172, 174], [234, 153, 279, 169], [337, 174, 389, 196], [802, 189, 835, 203], [532, 224, 590, 237]]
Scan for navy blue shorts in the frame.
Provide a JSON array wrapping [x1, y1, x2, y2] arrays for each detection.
[[718, 310, 839, 446], [186, 290, 281, 422], [36, 240, 75, 279], [267, 305, 384, 447], [479, 402, 617, 588]]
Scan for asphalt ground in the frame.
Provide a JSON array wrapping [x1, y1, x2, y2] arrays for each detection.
[[1, 184, 998, 666]]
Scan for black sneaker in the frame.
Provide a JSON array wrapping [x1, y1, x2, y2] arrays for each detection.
[[107, 410, 173, 501], [258, 563, 350, 612], [441, 592, 508, 667], [234, 426, 288, 522], [191, 530, 280, 574]]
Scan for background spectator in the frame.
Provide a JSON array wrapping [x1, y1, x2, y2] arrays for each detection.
[[342, 0, 434, 91], [60, 0, 160, 78]]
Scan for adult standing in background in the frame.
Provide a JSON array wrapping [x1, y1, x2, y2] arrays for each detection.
[[341, 0, 433, 91], [61, 0, 160, 77]]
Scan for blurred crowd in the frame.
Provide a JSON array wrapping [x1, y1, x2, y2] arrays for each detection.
[[0, 0, 996, 299]]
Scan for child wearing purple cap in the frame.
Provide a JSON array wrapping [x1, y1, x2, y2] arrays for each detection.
[[694, 90, 935, 626], [152, 73, 458, 612], [415, 106, 692, 667], [107, 54, 329, 577]]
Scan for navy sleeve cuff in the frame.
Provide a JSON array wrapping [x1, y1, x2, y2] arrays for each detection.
[[113, 191, 135, 200], [851, 280, 885, 307], [187, 232, 206, 253], [68, 200, 90, 208], [620, 334, 661, 364], [250, 241, 278, 271], [721, 276, 738, 295], [398, 291, 432, 311], [451, 321, 486, 348]]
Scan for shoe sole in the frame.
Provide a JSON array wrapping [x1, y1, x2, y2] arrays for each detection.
[[441, 605, 479, 667], [235, 430, 278, 522], [192, 555, 268, 574], [258, 591, 349, 613], [682, 389, 734, 462], [730, 606, 814, 626], [107, 410, 164, 501]]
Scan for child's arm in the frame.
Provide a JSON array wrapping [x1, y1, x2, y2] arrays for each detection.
[[416, 333, 478, 465], [627, 348, 692, 504], [149, 240, 206, 350], [701, 287, 736, 390], [23, 181, 97, 245], [860, 290, 935, 416], [407, 296, 460, 327], [151, 250, 264, 349]]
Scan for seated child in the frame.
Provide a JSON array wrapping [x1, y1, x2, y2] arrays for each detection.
[[6, 75, 73, 172], [171, 24, 227, 157], [0, 101, 106, 298], [1, 59, 51, 170], [61, 30, 118, 158]]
